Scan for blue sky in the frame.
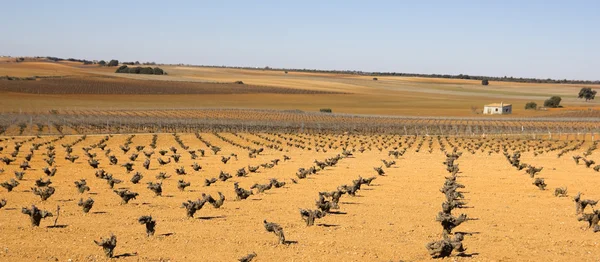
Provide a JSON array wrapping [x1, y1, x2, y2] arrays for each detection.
[[1, 0, 598, 80]]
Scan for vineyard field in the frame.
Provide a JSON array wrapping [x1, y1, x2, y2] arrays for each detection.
[[0, 133, 599, 261]]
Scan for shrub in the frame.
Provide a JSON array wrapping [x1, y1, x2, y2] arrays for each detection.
[[115, 65, 129, 73], [139, 67, 154, 74], [2, 76, 36, 81], [98, 60, 106, 66], [373, 77, 378, 81], [578, 87, 597, 101], [525, 102, 537, 110], [107, 60, 119, 67], [47, 57, 62, 62], [543, 96, 562, 108], [234, 81, 244, 84], [153, 67, 164, 75], [482, 79, 489, 85], [319, 108, 332, 113], [115, 66, 165, 75], [129, 67, 141, 74]]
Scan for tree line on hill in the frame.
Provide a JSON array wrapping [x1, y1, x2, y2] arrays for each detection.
[[190, 65, 599, 85], [368, 72, 599, 85], [45, 56, 94, 64], [37, 57, 165, 74], [98, 60, 157, 66], [23, 56, 600, 85], [115, 65, 165, 75], [40, 57, 157, 67]]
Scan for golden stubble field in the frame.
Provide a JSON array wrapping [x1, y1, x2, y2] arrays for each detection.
[[0, 133, 600, 261], [0, 60, 598, 116]]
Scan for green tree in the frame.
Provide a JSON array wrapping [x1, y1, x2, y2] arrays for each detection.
[[115, 65, 129, 73], [525, 102, 537, 110], [138, 67, 153, 74], [578, 87, 597, 101], [98, 60, 106, 66], [107, 60, 119, 67], [543, 96, 562, 108], [129, 67, 141, 74], [153, 67, 164, 75]]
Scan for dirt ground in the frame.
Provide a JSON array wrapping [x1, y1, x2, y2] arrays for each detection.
[[0, 60, 598, 117], [1, 133, 599, 261]]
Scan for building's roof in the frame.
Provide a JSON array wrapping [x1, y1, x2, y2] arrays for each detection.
[[485, 103, 512, 107]]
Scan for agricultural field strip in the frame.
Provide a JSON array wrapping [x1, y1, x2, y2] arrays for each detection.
[[0, 76, 344, 95], [2, 112, 599, 137], [45, 108, 600, 122]]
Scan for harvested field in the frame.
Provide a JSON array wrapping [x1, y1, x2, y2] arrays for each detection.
[[1, 61, 599, 117], [0, 77, 342, 95], [0, 61, 92, 77], [1, 133, 600, 261]]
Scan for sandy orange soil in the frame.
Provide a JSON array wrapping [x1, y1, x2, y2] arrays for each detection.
[[0, 133, 599, 261]]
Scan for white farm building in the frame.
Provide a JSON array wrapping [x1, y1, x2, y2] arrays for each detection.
[[484, 102, 512, 115]]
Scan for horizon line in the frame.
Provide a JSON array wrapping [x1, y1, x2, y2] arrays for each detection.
[[5, 54, 600, 84]]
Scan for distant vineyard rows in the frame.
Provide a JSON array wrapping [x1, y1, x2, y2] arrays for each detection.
[[0, 109, 598, 137]]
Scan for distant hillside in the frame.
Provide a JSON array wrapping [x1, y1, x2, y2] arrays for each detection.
[[3, 55, 598, 84]]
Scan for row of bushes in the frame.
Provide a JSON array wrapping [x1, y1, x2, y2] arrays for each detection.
[[115, 66, 165, 75], [0, 75, 36, 81], [526, 88, 596, 110], [44, 58, 157, 67], [525, 96, 562, 110], [46, 57, 93, 64]]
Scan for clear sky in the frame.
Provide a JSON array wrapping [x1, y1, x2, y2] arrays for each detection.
[[1, 0, 598, 80]]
